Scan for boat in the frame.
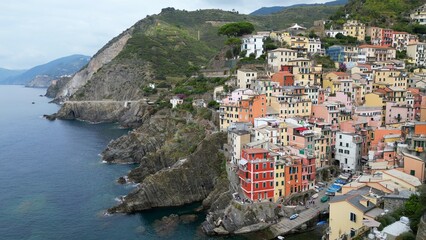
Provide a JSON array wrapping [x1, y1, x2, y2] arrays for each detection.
[[32, 102, 35, 104], [312, 193, 319, 199]]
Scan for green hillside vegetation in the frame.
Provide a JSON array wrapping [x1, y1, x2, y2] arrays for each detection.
[[330, 0, 426, 33], [255, 5, 342, 30]]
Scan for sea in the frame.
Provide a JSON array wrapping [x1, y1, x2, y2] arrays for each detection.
[[0, 85, 324, 240]]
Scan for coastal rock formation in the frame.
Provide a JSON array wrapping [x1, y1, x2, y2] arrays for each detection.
[[203, 200, 281, 235], [108, 132, 227, 213], [25, 75, 53, 88], [54, 100, 153, 125], [45, 76, 71, 98], [103, 110, 194, 165]]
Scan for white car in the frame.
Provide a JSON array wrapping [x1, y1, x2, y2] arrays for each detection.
[[290, 214, 299, 220]]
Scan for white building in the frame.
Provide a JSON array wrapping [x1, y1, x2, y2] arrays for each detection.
[[308, 38, 322, 54], [237, 69, 257, 89], [170, 97, 184, 108], [241, 35, 265, 59], [227, 124, 251, 164], [267, 48, 298, 72], [305, 85, 320, 104], [410, 4, 426, 25], [335, 132, 363, 172], [325, 26, 347, 38], [407, 43, 426, 67]]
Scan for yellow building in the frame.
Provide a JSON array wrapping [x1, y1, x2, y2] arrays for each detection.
[[343, 20, 366, 41], [329, 188, 383, 240], [288, 58, 322, 86], [323, 72, 351, 94], [283, 35, 309, 53], [219, 103, 240, 131], [373, 69, 407, 90], [274, 159, 286, 202], [364, 92, 384, 107], [270, 88, 312, 119], [278, 122, 289, 147]]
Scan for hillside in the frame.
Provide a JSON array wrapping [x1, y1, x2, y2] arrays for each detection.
[[253, 5, 342, 30], [0, 54, 90, 85], [54, 7, 345, 103], [330, 0, 426, 31], [250, 0, 348, 16], [0, 68, 26, 82]]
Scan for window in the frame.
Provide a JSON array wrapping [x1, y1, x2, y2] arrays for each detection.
[[255, 183, 259, 189], [350, 212, 357, 222], [255, 174, 259, 179], [410, 170, 415, 176], [255, 164, 258, 170]]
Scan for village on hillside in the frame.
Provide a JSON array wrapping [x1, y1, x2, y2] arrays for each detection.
[[168, 4, 426, 240]]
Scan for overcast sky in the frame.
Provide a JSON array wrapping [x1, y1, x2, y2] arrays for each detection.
[[0, 0, 328, 69]]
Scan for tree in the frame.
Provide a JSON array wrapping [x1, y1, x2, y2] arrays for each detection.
[[338, 62, 347, 72], [263, 37, 278, 52], [218, 22, 255, 37], [335, 33, 345, 39]]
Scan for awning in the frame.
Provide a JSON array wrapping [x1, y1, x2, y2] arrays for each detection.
[[239, 159, 248, 165], [363, 219, 381, 228]]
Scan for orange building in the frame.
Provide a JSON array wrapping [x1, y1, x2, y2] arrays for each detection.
[[271, 71, 294, 87], [401, 152, 425, 183], [238, 94, 267, 125], [284, 155, 316, 196], [370, 129, 402, 150]]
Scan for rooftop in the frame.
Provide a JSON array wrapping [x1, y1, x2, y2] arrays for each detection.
[[382, 169, 422, 187]]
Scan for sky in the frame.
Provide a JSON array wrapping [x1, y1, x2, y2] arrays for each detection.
[[0, 0, 328, 69]]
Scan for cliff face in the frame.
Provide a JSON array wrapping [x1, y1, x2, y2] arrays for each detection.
[[102, 109, 205, 166], [54, 31, 133, 101], [55, 100, 154, 125], [108, 132, 227, 213]]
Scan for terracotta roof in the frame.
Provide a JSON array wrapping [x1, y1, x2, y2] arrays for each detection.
[[243, 148, 269, 154], [359, 44, 393, 49], [330, 72, 350, 77]]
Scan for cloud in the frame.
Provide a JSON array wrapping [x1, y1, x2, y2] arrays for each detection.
[[0, 0, 327, 69]]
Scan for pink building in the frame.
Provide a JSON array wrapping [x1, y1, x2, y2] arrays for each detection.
[[327, 91, 353, 111], [385, 102, 415, 125], [353, 106, 383, 128], [221, 89, 255, 105]]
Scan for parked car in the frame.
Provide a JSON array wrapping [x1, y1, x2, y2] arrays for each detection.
[[321, 196, 330, 203], [290, 214, 299, 220]]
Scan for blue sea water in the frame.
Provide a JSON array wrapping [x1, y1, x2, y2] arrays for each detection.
[[0, 85, 322, 240], [0, 85, 220, 240]]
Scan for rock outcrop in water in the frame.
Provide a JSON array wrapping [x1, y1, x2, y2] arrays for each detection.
[[52, 100, 154, 126], [108, 132, 227, 213]]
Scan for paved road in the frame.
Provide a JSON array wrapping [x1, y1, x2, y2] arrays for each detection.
[[270, 201, 329, 236], [269, 183, 335, 237]]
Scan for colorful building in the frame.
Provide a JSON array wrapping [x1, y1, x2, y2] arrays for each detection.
[[238, 148, 275, 201]]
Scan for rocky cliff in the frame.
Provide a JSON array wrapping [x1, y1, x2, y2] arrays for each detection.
[[55, 32, 133, 102], [25, 75, 54, 88], [53, 100, 154, 125], [108, 132, 227, 213]]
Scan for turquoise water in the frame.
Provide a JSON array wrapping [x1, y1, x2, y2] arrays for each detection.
[[0, 85, 322, 240]]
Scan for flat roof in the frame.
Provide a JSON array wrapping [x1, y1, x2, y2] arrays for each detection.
[[383, 169, 422, 187]]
